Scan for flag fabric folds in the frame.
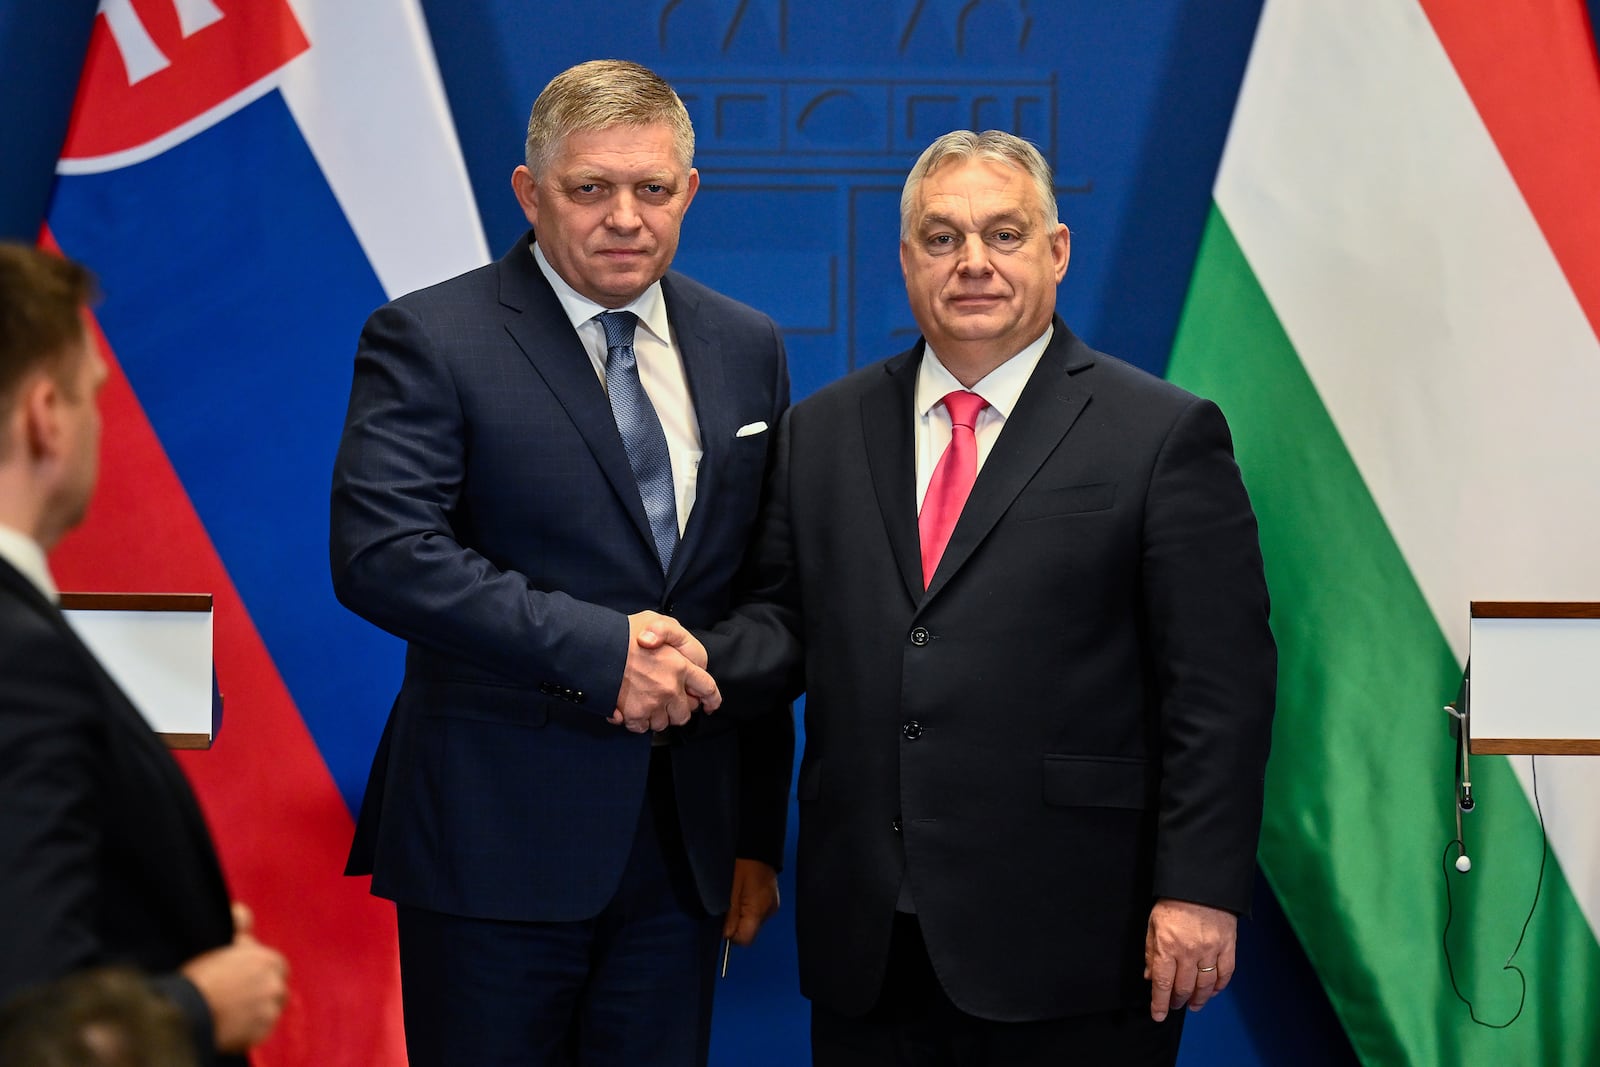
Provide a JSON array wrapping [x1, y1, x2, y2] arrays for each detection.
[[1167, 0, 1600, 1062]]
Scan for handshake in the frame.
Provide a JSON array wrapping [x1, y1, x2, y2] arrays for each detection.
[[607, 610, 721, 733]]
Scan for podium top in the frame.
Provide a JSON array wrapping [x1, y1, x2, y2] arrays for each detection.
[[59, 593, 215, 750], [59, 592, 212, 612], [1472, 601, 1600, 619], [1468, 604, 1600, 754]]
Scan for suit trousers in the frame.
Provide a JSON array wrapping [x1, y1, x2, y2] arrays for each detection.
[[810, 913, 1185, 1067], [397, 749, 722, 1067]]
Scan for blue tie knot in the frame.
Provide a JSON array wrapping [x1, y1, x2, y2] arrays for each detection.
[[599, 310, 637, 353]]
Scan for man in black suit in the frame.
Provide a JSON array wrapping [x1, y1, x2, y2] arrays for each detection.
[[330, 60, 793, 1066], [0, 242, 288, 1066], [673, 130, 1277, 1064]]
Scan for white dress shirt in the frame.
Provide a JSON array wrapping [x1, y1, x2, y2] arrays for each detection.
[[0, 522, 58, 602], [914, 325, 1054, 511], [532, 241, 703, 534]]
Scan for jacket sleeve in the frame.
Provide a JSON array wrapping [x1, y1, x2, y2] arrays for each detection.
[[1142, 397, 1278, 914], [329, 299, 630, 711], [732, 705, 795, 870]]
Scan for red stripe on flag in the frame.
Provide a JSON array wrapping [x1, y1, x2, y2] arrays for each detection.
[[42, 233, 406, 1066], [1418, 0, 1600, 340]]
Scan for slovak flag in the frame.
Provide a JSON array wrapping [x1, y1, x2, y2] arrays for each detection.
[[44, 1, 486, 1063]]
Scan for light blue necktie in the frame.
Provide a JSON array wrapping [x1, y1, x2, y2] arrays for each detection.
[[598, 311, 677, 572]]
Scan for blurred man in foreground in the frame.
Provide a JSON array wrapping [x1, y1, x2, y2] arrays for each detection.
[[0, 242, 288, 1067]]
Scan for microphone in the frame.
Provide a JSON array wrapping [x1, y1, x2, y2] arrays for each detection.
[[1445, 665, 1472, 873]]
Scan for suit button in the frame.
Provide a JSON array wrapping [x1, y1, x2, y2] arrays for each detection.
[[902, 720, 922, 741], [892, 818, 903, 834], [909, 626, 930, 647]]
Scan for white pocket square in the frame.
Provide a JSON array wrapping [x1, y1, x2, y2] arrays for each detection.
[[734, 421, 768, 438]]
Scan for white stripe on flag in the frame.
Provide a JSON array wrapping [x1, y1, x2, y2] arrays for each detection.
[[282, 0, 488, 298]]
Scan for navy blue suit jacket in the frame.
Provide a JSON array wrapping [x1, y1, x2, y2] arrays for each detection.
[[331, 234, 793, 922], [0, 558, 239, 1065], [705, 322, 1276, 1021]]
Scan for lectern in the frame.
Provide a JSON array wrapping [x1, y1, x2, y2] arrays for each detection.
[[59, 592, 217, 750], [1466, 602, 1600, 755]]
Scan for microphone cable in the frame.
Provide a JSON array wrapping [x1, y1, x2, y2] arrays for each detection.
[[1440, 754, 1548, 1029]]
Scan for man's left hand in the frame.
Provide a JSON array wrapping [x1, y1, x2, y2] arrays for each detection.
[[723, 858, 780, 947], [1144, 898, 1237, 1022]]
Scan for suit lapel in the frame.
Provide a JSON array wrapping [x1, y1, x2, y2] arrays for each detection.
[[861, 349, 925, 604], [497, 236, 660, 563], [661, 274, 729, 595], [924, 321, 1096, 600]]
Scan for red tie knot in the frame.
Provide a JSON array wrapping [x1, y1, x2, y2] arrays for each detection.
[[942, 390, 988, 431]]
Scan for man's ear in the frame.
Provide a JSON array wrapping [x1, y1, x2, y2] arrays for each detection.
[[19, 373, 64, 462], [512, 165, 539, 226]]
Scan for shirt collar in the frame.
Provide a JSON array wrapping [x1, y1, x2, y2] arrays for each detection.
[[531, 240, 671, 346], [916, 324, 1054, 420], [0, 522, 58, 602]]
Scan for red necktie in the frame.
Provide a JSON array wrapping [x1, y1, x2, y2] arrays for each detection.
[[919, 390, 989, 587]]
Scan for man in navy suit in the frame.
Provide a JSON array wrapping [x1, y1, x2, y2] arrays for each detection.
[[330, 60, 793, 1066], [0, 242, 288, 1066], [666, 130, 1277, 1064]]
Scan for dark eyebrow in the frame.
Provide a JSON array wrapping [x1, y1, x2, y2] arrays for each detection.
[[561, 167, 675, 185], [980, 212, 1030, 231], [917, 210, 1030, 234]]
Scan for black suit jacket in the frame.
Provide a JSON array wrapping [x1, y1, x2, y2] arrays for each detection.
[[706, 321, 1277, 1022], [0, 557, 238, 1064], [331, 233, 793, 922]]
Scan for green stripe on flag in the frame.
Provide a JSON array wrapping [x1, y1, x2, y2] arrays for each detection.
[[1168, 205, 1600, 1066]]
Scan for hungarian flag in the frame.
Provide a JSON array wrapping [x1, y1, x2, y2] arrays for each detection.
[[43, 1, 486, 1063], [1168, 0, 1600, 1062]]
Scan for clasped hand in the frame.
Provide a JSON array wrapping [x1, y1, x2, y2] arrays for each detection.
[[608, 611, 721, 732]]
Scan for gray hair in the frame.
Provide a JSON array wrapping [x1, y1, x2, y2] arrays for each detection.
[[899, 130, 1058, 240], [524, 59, 695, 176]]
